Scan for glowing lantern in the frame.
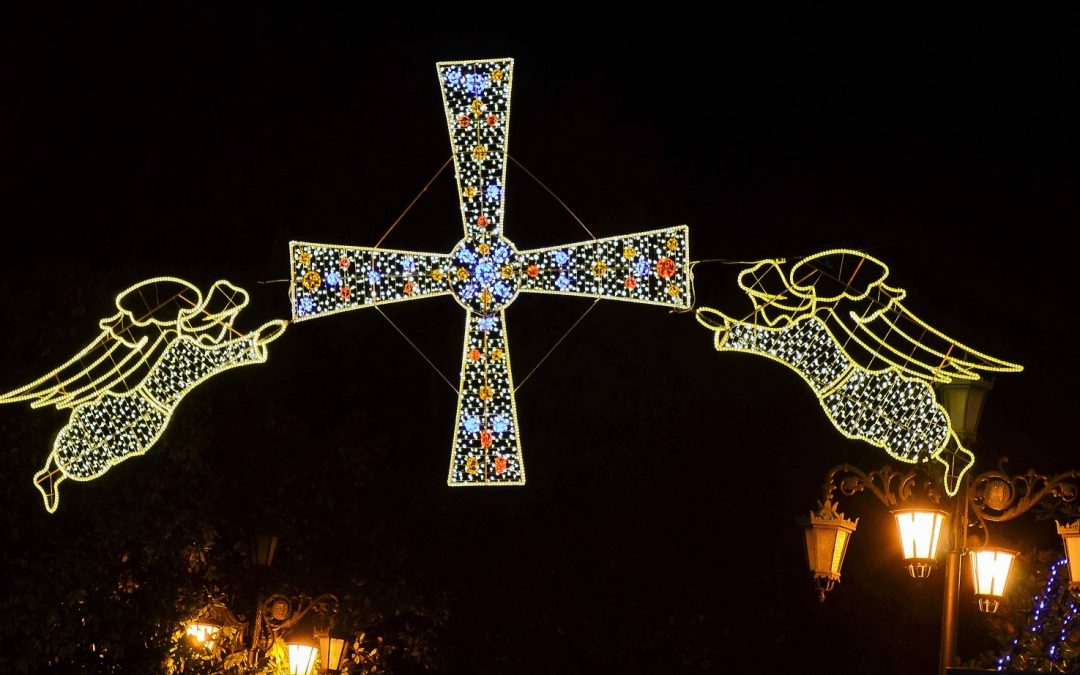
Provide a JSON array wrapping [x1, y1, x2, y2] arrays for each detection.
[[969, 547, 1017, 613], [185, 621, 221, 649], [893, 506, 947, 578], [286, 634, 319, 675], [1058, 521, 1080, 589], [318, 633, 350, 672], [798, 500, 858, 602]]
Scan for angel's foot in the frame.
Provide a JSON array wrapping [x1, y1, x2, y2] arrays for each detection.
[[33, 456, 65, 513], [936, 436, 975, 497]]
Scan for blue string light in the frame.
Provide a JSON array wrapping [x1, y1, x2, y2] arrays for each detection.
[[997, 557, 1071, 671]]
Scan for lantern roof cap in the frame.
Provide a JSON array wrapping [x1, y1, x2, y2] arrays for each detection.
[[799, 499, 859, 529]]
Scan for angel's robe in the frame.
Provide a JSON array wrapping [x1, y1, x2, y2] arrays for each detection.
[[720, 314, 953, 463], [51, 333, 269, 480]]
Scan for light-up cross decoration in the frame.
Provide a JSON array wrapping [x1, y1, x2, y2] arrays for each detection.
[[289, 58, 690, 485]]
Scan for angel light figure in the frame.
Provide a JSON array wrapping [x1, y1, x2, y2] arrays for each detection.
[[695, 249, 1022, 496], [0, 277, 287, 512]]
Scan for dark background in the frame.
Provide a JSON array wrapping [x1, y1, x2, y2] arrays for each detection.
[[1, 8, 1077, 673]]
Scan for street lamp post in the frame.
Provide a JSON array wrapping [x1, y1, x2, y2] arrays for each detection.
[[803, 461, 1080, 674], [185, 535, 346, 674], [255, 592, 341, 673]]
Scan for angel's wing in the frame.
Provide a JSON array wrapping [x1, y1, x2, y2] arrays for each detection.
[[820, 291, 1023, 383], [0, 278, 204, 410], [789, 251, 1023, 383]]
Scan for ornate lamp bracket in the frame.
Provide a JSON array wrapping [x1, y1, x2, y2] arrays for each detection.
[[821, 463, 944, 510], [965, 460, 1080, 547], [259, 593, 340, 635]]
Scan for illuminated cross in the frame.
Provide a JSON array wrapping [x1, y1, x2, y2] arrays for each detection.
[[289, 58, 690, 485]]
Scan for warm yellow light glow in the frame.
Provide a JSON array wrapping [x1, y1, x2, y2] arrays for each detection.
[[970, 547, 1016, 612], [831, 529, 849, 573], [319, 635, 348, 671], [1058, 521, 1080, 589], [287, 643, 318, 675], [186, 622, 220, 649], [894, 508, 946, 561], [0, 277, 287, 512], [799, 500, 858, 602], [696, 249, 1023, 496]]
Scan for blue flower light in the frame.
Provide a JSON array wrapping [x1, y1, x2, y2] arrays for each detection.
[[555, 274, 572, 291], [554, 250, 570, 266], [324, 271, 341, 287], [367, 269, 381, 284], [458, 248, 476, 264], [477, 316, 497, 331], [464, 73, 487, 96], [493, 282, 509, 298], [485, 184, 501, 201], [493, 246, 510, 264], [475, 261, 496, 285], [460, 282, 478, 301], [633, 258, 651, 277], [444, 67, 462, 88], [463, 415, 480, 433], [298, 297, 314, 314], [492, 415, 510, 433], [401, 257, 416, 273]]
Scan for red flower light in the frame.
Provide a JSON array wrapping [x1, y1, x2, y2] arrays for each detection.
[[526, 264, 539, 278], [480, 430, 493, 448], [458, 114, 471, 128], [404, 281, 416, 296], [339, 256, 351, 269], [468, 348, 482, 361], [477, 215, 489, 228], [624, 277, 637, 289], [486, 114, 498, 126], [340, 286, 351, 300], [656, 257, 676, 279], [494, 455, 508, 475]]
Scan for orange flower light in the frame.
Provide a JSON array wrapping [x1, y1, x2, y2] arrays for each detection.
[[656, 257, 676, 279]]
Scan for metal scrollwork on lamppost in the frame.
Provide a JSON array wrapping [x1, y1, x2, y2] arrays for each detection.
[[250, 592, 340, 674]]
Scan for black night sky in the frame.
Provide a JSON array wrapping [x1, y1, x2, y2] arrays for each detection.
[[2, 9, 1078, 674]]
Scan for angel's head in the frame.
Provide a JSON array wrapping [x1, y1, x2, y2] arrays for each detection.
[[98, 278, 203, 344], [787, 250, 903, 308], [180, 280, 250, 342], [737, 259, 812, 315]]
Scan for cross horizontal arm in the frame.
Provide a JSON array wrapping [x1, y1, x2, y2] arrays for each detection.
[[290, 241, 452, 322], [448, 310, 524, 485], [517, 225, 691, 308]]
